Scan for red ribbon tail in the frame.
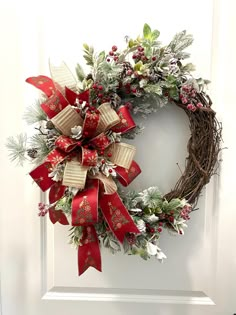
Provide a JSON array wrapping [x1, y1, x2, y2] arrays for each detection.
[[78, 226, 102, 276], [99, 192, 140, 243], [49, 206, 69, 225], [29, 162, 54, 192], [49, 182, 66, 203], [26, 75, 55, 97]]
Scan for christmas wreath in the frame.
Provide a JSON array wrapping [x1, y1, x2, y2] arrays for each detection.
[[7, 24, 222, 275]]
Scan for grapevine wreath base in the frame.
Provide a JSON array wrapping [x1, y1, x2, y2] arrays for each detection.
[[7, 24, 222, 275]]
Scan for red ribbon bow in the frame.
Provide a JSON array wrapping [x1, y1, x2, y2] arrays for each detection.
[[27, 75, 141, 275]]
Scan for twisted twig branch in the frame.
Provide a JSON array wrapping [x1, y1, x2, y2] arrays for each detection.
[[164, 92, 222, 206]]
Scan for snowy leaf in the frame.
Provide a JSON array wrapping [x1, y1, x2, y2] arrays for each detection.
[[156, 249, 167, 261], [76, 63, 86, 81], [151, 29, 160, 41], [109, 239, 120, 251], [143, 23, 152, 39], [146, 242, 158, 256]]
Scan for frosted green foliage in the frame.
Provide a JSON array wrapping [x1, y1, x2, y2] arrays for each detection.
[[6, 134, 28, 166], [29, 134, 50, 164], [23, 100, 47, 125], [167, 30, 194, 55]]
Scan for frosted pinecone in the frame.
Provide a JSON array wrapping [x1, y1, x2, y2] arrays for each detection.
[[121, 61, 133, 78], [149, 70, 160, 83], [110, 93, 121, 108], [27, 148, 38, 159], [46, 131, 58, 149], [46, 120, 54, 130], [107, 130, 121, 143]]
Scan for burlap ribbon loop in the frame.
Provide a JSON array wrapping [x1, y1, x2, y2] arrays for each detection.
[[49, 60, 78, 94], [52, 106, 83, 136], [107, 143, 136, 169], [62, 158, 88, 189]]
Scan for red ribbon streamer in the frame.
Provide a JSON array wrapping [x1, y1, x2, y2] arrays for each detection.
[[99, 192, 140, 243], [78, 225, 102, 275], [72, 180, 99, 226], [49, 205, 69, 225]]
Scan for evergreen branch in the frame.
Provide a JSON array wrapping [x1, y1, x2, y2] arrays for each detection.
[[29, 134, 50, 164], [168, 31, 194, 53], [69, 226, 83, 247], [23, 99, 47, 125], [6, 134, 28, 166]]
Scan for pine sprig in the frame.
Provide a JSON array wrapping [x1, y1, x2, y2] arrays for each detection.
[[6, 134, 28, 166], [29, 134, 50, 164], [167, 30, 194, 54], [23, 100, 47, 125], [69, 226, 83, 247]]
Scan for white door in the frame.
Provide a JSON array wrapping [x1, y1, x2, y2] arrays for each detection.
[[1, 0, 236, 314]]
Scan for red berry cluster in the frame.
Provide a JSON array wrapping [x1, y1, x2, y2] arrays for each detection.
[[131, 45, 157, 64], [123, 82, 138, 95], [91, 83, 111, 105], [158, 211, 175, 223], [132, 45, 149, 62], [38, 202, 48, 217], [146, 222, 163, 234], [180, 205, 192, 220], [100, 152, 113, 173], [127, 233, 136, 245], [107, 45, 119, 62], [179, 85, 203, 111]]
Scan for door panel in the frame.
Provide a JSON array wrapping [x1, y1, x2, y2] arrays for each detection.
[[1, 0, 236, 314]]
